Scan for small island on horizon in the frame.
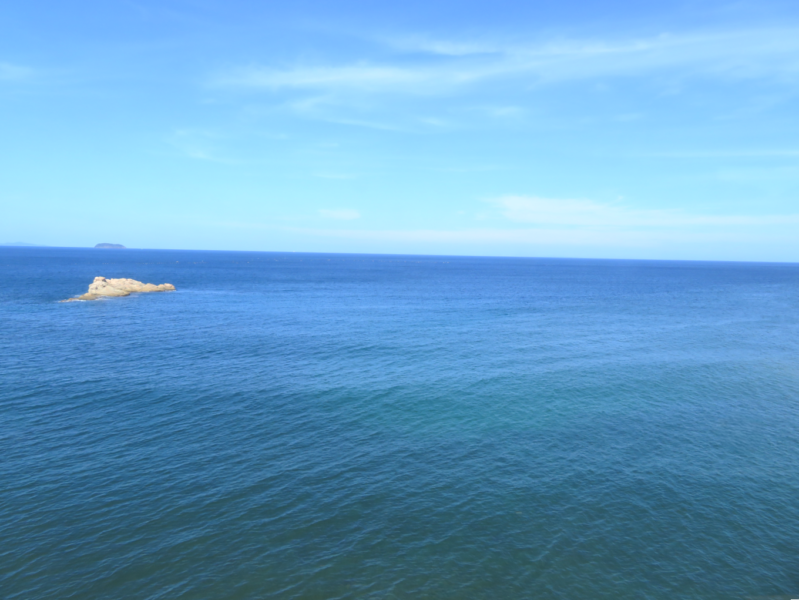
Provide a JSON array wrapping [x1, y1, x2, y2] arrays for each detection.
[[95, 243, 126, 249]]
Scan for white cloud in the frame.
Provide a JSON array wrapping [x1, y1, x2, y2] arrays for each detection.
[[493, 195, 799, 228], [397, 28, 799, 82], [319, 208, 361, 220], [212, 27, 799, 95]]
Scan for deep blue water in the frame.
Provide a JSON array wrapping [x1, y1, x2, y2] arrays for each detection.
[[2, 247, 799, 600]]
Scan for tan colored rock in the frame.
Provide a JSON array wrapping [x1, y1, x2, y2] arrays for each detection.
[[62, 276, 176, 302]]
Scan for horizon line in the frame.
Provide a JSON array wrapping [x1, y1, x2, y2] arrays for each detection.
[[2, 243, 798, 266]]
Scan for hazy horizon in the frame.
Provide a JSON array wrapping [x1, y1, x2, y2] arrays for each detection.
[[4, 242, 799, 265]]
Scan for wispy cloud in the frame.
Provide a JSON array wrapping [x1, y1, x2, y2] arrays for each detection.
[[481, 105, 525, 118], [641, 149, 799, 158], [386, 37, 500, 57], [319, 208, 361, 220], [285, 226, 794, 248], [313, 172, 357, 180], [168, 129, 227, 162], [280, 193, 799, 250], [219, 64, 429, 91], [167, 129, 253, 164], [493, 195, 799, 227], [0, 62, 34, 81], [213, 27, 799, 95], [215, 62, 476, 94]]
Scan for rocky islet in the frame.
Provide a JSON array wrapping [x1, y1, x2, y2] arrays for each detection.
[[62, 276, 176, 302]]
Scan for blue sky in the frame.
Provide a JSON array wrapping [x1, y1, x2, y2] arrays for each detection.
[[2, 0, 799, 260]]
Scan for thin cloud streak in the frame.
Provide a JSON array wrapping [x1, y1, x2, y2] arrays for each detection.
[[0, 62, 34, 81], [319, 208, 361, 220], [215, 63, 479, 94], [167, 129, 256, 165], [494, 196, 799, 227]]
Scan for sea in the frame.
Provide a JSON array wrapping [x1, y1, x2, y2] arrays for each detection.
[[2, 246, 798, 600]]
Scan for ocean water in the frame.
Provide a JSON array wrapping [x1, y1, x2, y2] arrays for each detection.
[[2, 247, 799, 600]]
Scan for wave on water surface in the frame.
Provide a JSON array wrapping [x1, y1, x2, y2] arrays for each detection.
[[1, 247, 799, 599]]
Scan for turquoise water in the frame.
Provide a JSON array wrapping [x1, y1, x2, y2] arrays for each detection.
[[2, 247, 799, 599]]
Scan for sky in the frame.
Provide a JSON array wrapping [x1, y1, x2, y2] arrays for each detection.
[[2, 0, 799, 261]]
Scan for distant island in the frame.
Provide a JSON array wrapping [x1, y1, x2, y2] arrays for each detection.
[[95, 243, 126, 249]]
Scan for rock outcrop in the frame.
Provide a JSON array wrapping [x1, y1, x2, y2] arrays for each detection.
[[62, 277, 176, 302]]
